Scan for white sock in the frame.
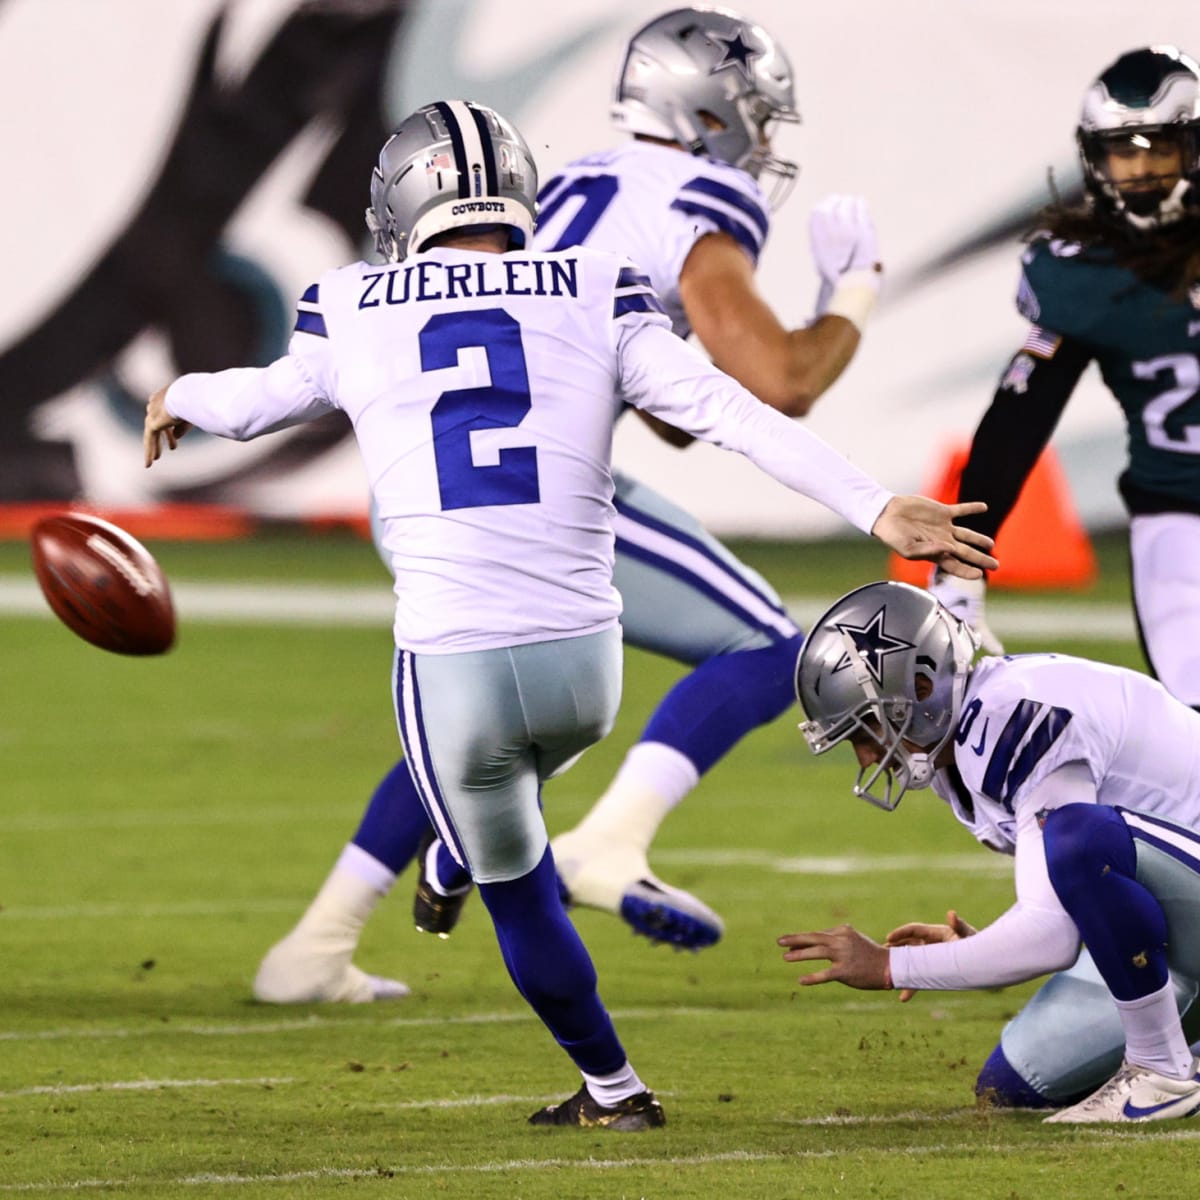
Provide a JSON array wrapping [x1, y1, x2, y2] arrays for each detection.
[[572, 742, 699, 852], [581, 1060, 647, 1106], [292, 844, 397, 946], [1116, 981, 1196, 1079]]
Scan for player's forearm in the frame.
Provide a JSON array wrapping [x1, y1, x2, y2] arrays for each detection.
[[712, 314, 861, 417], [889, 902, 1080, 991], [166, 356, 330, 441], [622, 323, 891, 532], [956, 336, 1089, 539]]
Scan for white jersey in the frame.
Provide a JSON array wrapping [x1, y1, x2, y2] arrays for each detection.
[[938, 654, 1200, 852], [166, 245, 889, 654], [889, 653, 1200, 993], [534, 141, 770, 337]]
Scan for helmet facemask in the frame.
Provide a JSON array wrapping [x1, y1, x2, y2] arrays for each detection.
[[1076, 46, 1200, 232]]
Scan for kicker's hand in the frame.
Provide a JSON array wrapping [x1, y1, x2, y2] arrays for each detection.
[[144, 386, 191, 468], [778, 924, 891, 991], [884, 909, 978, 1002], [872, 496, 998, 580]]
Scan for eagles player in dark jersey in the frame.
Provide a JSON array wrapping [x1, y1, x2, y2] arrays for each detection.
[[926, 45, 1200, 1111]]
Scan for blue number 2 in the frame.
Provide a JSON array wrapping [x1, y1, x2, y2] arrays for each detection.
[[419, 308, 540, 511]]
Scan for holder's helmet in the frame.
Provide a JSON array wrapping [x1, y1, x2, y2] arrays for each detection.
[[796, 582, 978, 810]]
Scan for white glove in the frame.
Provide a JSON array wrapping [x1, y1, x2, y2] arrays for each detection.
[[927, 570, 1005, 655], [809, 194, 882, 327]]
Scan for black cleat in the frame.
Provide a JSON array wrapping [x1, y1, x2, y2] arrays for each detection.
[[413, 833, 473, 938], [528, 1085, 666, 1131]]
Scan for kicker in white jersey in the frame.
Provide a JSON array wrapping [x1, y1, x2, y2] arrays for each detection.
[[164, 243, 890, 655]]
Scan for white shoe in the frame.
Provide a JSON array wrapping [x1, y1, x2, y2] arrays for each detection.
[[1044, 1059, 1200, 1124], [551, 829, 724, 950], [253, 932, 410, 1005]]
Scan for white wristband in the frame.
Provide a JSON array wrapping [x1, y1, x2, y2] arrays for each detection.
[[825, 268, 882, 332]]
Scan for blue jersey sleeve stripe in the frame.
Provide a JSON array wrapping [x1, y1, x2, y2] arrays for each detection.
[[300, 283, 320, 304], [616, 267, 654, 291], [669, 199, 762, 262], [679, 176, 769, 239], [613, 293, 667, 319], [294, 309, 328, 338]]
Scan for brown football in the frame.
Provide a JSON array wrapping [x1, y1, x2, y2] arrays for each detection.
[[30, 513, 176, 655]]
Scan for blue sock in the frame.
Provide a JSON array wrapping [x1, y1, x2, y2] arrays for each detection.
[[478, 847, 626, 1076], [640, 634, 804, 775], [350, 759, 431, 876], [1043, 804, 1169, 1001]]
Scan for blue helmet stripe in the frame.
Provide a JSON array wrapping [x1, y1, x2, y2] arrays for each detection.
[[433, 101, 471, 199], [466, 103, 500, 196]]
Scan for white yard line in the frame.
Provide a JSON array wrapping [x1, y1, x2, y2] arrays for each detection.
[[0, 1077, 293, 1099], [0, 1004, 890, 1045], [0, 578, 1136, 638], [2, 1133, 1199, 1191]]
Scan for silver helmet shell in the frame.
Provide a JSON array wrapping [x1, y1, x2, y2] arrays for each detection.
[[795, 581, 979, 810], [611, 6, 800, 205], [366, 100, 538, 262], [1076, 45, 1200, 230]]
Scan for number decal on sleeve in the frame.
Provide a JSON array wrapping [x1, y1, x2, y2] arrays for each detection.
[[419, 308, 539, 511], [1134, 353, 1200, 453], [537, 174, 620, 251]]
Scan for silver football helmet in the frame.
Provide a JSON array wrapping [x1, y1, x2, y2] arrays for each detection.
[[611, 6, 800, 205], [795, 582, 979, 811], [365, 100, 538, 262], [1077, 45, 1200, 230]]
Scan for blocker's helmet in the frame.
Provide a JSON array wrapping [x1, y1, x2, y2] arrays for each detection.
[[795, 582, 978, 811], [366, 99, 538, 262], [611, 6, 800, 205], [1077, 46, 1200, 230]]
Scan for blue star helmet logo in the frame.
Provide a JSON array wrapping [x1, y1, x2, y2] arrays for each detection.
[[709, 30, 760, 82], [831, 605, 915, 685]]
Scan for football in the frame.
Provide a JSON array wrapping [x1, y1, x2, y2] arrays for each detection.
[[30, 513, 176, 655]]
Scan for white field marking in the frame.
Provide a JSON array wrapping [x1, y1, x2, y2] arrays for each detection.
[[0, 848, 1010, 919], [5, 1134, 1200, 1192], [0, 1076, 294, 1099], [651, 848, 1013, 876], [0, 577, 1136, 639], [0, 1006, 722, 1044], [2, 804, 351, 835]]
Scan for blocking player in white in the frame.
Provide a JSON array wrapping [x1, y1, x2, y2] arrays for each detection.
[[144, 102, 992, 1126], [781, 581, 1200, 1123], [253, 4, 888, 1006]]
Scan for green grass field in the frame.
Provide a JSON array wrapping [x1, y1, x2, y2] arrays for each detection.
[[2, 530, 1195, 1198]]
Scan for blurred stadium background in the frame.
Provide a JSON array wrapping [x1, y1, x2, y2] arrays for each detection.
[[1, 0, 1196, 544]]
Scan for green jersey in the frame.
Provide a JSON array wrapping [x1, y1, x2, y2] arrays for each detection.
[[1018, 235, 1200, 508]]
